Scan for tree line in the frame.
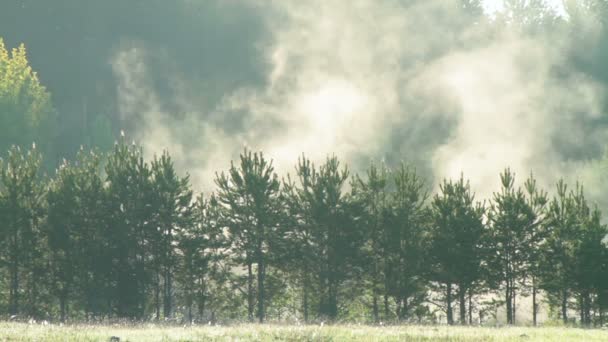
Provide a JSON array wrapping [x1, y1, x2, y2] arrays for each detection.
[[0, 141, 607, 326]]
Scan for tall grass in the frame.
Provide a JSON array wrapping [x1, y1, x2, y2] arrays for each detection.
[[0, 322, 607, 341]]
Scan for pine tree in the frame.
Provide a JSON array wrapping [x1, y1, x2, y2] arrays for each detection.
[[541, 180, 579, 325], [486, 169, 547, 325], [522, 174, 548, 327], [285, 155, 364, 320], [215, 149, 281, 323], [568, 185, 607, 326], [150, 151, 193, 319], [104, 139, 155, 319], [387, 163, 429, 321], [353, 161, 391, 322], [429, 175, 485, 325], [0, 145, 46, 318], [47, 157, 78, 322], [45, 148, 108, 321], [176, 194, 225, 323], [281, 157, 321, 322]]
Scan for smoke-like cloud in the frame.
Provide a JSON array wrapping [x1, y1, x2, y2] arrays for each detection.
[[111, 0, 607, 204], [424, 32, 605, 198]]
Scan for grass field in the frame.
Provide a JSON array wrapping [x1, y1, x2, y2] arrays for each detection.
[[0, 323, 607, 341]]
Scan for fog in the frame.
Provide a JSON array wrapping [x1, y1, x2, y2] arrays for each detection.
[[110, 0, 607, 203]]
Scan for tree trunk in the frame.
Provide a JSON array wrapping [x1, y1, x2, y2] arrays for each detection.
[[372, 251, 379, 323], [185, 270, 193, 324], [384, 293, 389, 321], [163, 265, 172, 319], [247, 259, 254, 322], [138, 228, 148, 320], [505, 280, 513, 325], [600, 299, 604, 327], [325, 257, 338, 320], [257, 246, 265, 323], [197, 292, 206, 321], [400, 297, 408, 321], [532, 280, 538, 327], [580, 294, 585, 326], [583, 290, 591, 327], [587, 292, 592, 327], [303, 278, 309, 323], [59, 293, 67, 323], [10, 267, 19, 316], [164, 226, 173, 319], [328, 279, 338, 320], [31, 266, 41, 319], [459, 284, 466, 325], [319, 276, 326, 318], [512, 288, 516, 324], [155, 273, 160, 320], [9, 243, 19, 316], [468, 287, 473, 325], [373, 291, 379, 323], [384, 257, 390, 320], [395, 298, 401, 320], [562, 290, 569, 325], [446, 282, 454, 325]]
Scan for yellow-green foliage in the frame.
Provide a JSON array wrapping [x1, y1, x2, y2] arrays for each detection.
[[0, 323, 606, 342], [0, 38, 54, 150]]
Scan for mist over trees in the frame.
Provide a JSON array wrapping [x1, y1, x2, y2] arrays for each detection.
[[0, 1, 607, 182], [1, 0, 608, 327]]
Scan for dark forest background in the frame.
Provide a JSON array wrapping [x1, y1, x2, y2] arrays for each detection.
[[1, 1, 607, 175]]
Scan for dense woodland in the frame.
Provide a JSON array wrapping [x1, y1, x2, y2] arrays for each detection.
[[2, 0, 608, 327]]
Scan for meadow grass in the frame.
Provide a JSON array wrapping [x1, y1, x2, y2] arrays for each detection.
[[0, 322, 607, 341]]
